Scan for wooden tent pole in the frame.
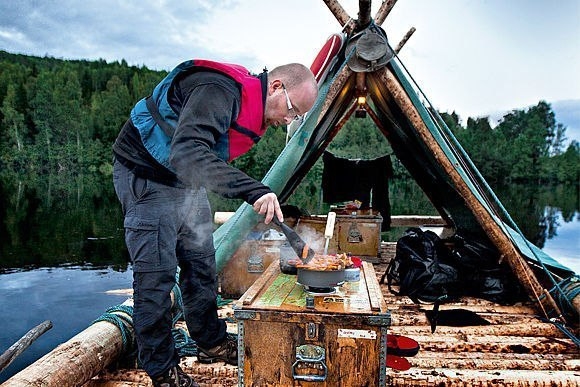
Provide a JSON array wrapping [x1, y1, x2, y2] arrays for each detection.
[[394, 27, 416, 53], [322, 0, 356, 33], [318, 65, 354, 121], [374, 0, 398, 26], [357, 0, 373, 28], [373, 68, 570, 324]]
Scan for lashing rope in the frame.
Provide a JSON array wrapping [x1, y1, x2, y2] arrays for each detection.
[[169, 283, 236, 357], [91, 289, 236, 357], [91, 304, 135, 353]]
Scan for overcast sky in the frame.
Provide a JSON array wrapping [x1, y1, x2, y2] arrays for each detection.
[[1, 0, 579, 140]]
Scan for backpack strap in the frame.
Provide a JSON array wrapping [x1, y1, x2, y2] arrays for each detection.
[[384, 258, 401, 296], [426, 295, 447, 333], [145, 96, 175, 138]]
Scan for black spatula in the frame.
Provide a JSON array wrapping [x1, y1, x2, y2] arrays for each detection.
[[272, 218, 315, 264]]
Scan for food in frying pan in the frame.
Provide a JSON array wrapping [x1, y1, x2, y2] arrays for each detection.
[[291, 253, 352, 271]]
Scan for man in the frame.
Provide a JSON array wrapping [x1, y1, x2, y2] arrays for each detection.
[[112, 59, 318, 387]]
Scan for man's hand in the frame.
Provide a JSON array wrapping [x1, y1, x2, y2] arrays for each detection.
[[252, 192, 283, 224]]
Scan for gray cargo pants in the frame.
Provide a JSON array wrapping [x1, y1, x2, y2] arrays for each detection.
[[113, 159, 227, 378]]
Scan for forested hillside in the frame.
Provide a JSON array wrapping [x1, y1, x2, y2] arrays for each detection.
[[0, 50, 578, 191]]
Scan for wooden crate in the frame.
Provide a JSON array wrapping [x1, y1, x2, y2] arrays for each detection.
[[296, 212, 383, 260], [220, 238, 285, 299], [234, 261, 390, 386]]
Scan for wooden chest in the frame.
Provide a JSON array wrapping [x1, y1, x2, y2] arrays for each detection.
[[234, 261, 390, 386], [296, 212, 383, 260], [220, 236, 285, 299]]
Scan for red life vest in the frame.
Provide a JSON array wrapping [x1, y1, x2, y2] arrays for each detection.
[[197, 60, 267, 161], [131, 59, 266, 165]]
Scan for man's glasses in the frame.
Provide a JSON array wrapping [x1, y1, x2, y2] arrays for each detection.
[[282, 83, 302, 121]]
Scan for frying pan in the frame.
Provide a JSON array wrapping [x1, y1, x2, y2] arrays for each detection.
[[297, 267, 345, 289]]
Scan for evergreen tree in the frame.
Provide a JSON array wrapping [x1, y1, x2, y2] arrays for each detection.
[[0, 50, 576, 188], [497, 101, 558, 182], [90, 75, 131, 144], [1, 84, 26, 152]]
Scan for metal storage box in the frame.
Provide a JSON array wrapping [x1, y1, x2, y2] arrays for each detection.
[[220, 233, 285, 299], [234, 260, 390, 386], [296, 211, 383, 260]]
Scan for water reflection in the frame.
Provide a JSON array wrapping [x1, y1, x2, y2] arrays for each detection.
[[0, 171, 128, 270], [541, 209, 580, 273], [492, 182, 579, 253], [0, 172, 578, 271]]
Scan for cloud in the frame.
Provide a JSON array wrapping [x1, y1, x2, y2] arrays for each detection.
[[0, 0, 230, 69], [0, 0, 578, 126], [552, 100, 580, 144]]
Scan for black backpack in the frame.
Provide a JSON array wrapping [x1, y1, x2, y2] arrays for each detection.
[[447, 233, 524, 304], [383, 227, 460, 304]]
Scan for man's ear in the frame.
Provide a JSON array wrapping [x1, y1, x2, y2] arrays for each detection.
[[269, 79, 282, 94]]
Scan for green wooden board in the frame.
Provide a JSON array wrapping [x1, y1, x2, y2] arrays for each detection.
[[255, 274, 297, 307]]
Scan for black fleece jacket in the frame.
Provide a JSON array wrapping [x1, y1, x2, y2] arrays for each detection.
[[113, 70, 272, 205]]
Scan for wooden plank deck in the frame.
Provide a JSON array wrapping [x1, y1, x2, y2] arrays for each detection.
[[84, 258, 579, 387], [372, 257, 580, 387], [84, 217, 579, 386]]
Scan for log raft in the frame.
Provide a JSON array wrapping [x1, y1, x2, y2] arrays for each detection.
[[3, 254, 578, 387], [85, 260, 579, 387], [4, 0, 577, 384]]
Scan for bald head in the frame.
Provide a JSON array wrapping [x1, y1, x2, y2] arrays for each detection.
[[269, 63, 318, 91], [263, 63, 318, 127]]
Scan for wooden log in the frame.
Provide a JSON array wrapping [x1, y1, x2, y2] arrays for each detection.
[[3, 299, 134, 387], [214, 211, 235, 225], [379, 241, 396, 264], [84, 382, 143, 387], [389, 312, 545, 328], [410, 353, 580, 371], [86, 357, 238, 387], [391, 322, 566, 338], [388, 368, 580, 387], [215, 213, 445, 227], [318, 62, 354, 123], [0, 320, 53, 373], [104, 289, 133, 296], [322, 0, 356, 33], [415, 351, 580, 362], [374, 0, 398, 26], [394, 27, 416, 54], [396, 334, 577, 355], [356, 0, 372, 28], [389, 215, 447, 227], [386, 298, 539, 314]]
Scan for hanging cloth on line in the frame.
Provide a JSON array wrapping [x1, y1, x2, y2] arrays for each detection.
[[322, 151, 393, 230]]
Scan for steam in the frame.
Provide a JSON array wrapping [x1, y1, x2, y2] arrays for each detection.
[[297, 225, 325, 253]]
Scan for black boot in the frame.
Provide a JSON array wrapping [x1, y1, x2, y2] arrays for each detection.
[[197, 334, 238, 366], [151, 365, 199, 387]]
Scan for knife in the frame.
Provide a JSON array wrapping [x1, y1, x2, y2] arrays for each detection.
[[272, 218, 316, 264]]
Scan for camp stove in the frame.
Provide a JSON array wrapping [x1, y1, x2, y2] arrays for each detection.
[[302, 285, 338, 295]]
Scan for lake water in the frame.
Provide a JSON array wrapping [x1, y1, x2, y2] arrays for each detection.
[[0, 266, 133, 382], [0, 174, 578, 382], [542, 211, 580, 274]]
